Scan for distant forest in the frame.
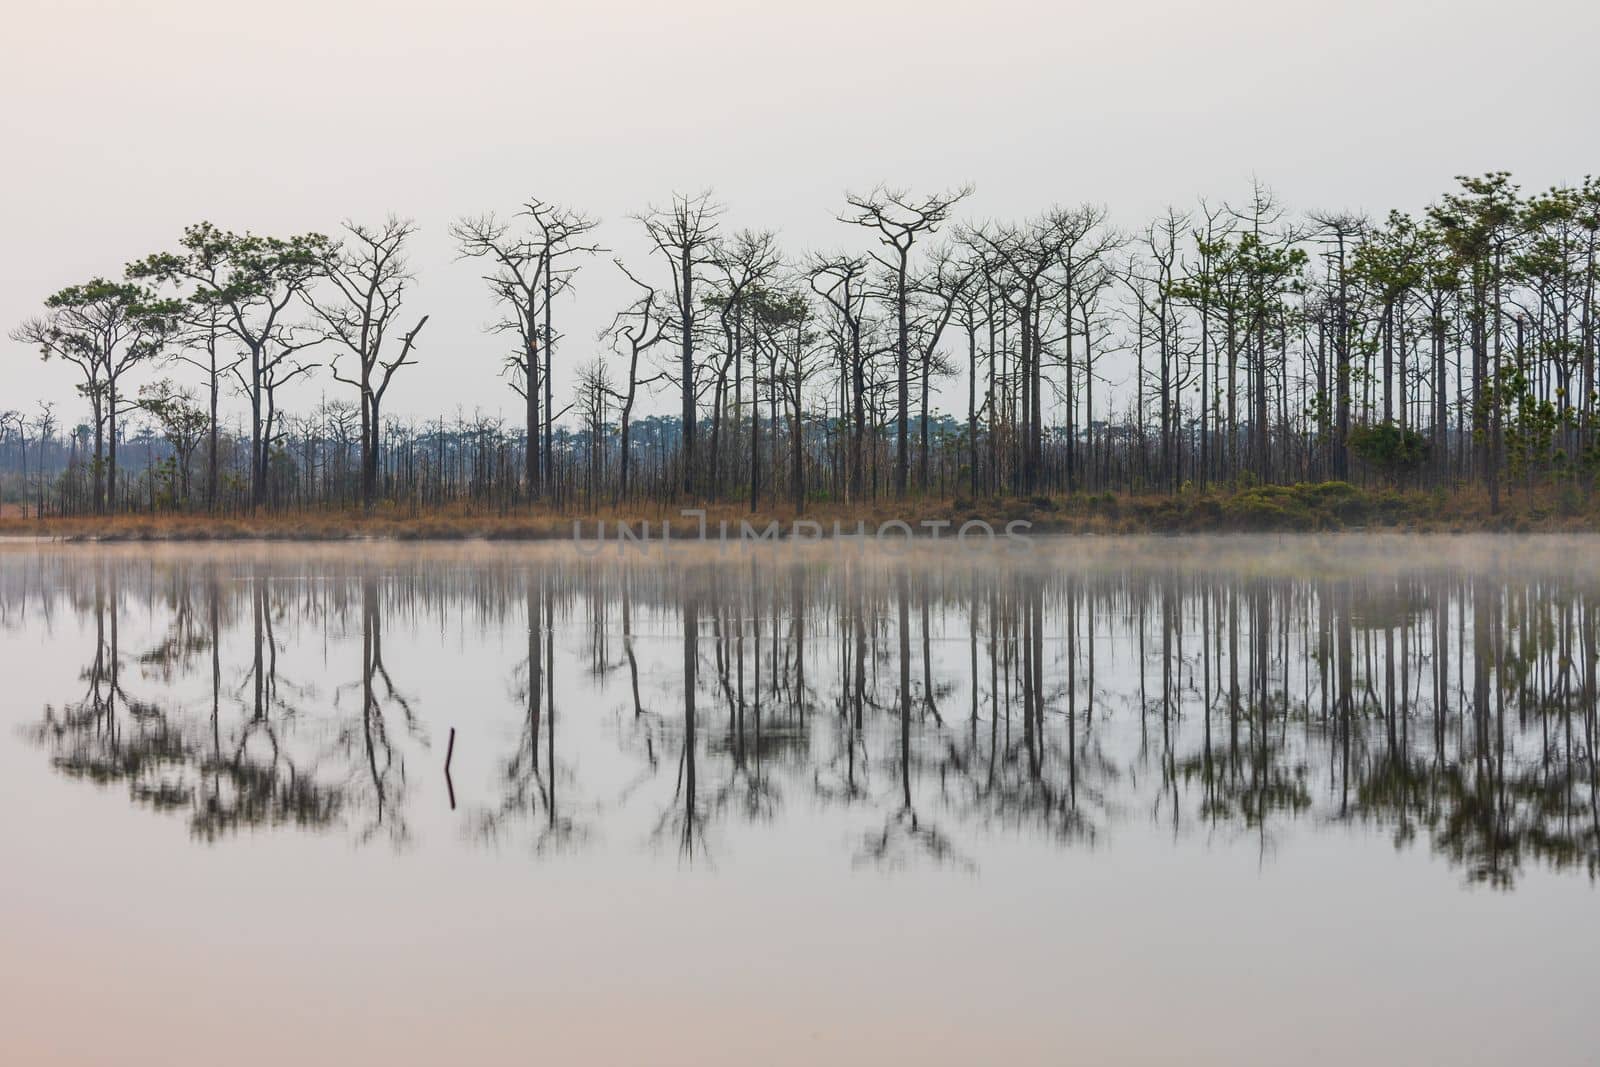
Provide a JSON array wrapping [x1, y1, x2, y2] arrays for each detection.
[[4, 172, 1597, 516]]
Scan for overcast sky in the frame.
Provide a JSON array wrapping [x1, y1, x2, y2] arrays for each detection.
[[3, 0, 1596, 429]]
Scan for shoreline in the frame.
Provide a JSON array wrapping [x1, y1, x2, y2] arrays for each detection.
[[4, 482, 1599, 541]]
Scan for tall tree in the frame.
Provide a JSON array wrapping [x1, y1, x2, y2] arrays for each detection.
[[808, 253, 872, 501], [908, 244, 973, 491], [638, 193, 722, 498], [12, 278, 179, 512], [1430, 173, 1522, 513], [709, 230, 781, 502], [137, 378, 208, 507], [163, 302, 239, 511], [130, 223, 331, 509], [307, 216, 429, 506], [841, 185, 971, 496], [1308, 212, 1369, 479], [606, 262, 669, 503], [453, 199, 600, 500]]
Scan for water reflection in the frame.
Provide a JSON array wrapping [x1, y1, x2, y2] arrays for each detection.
[[8, 540, 1599, 888]]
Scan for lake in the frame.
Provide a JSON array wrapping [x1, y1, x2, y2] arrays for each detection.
[[1, 535, 1596, 1065]]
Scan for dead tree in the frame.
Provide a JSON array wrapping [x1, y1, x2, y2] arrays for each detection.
[[606, 262, 669, 503], [453, 199, 600, 500], [307, 216, 429, 506], [840, 184, 972, 496], [638, 193, 723, 498], [808, 253, 873, 501]]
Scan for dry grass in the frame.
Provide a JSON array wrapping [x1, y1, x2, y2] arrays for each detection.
[[0, 499, 986, 542], [3, 482, 1598, 541]]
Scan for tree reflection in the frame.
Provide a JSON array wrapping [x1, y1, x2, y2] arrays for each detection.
[[476, 572, 586, 854], [29, 561, 344, 840], [12, 545, 1599, 885]]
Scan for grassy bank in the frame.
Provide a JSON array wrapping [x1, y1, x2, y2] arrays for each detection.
[[3, 482, 1599, 541]]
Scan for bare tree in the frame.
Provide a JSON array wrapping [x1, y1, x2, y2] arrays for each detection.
[[638, 192, 723, 497], [1308, 210, 1369, 480], [709, 229, 781, 503], [965, 210, 1078, 493], [808, 253, 873, 501], [307, 216, 429, 506], [453, 199, 600, 500], [840, 184, 972, 496], [605, 262, 669, 503], [909, 244, 974, 490], [575, 358, 613, 505]]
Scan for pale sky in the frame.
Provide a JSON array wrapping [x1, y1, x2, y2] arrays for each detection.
[[3, 0, 1595, 430]]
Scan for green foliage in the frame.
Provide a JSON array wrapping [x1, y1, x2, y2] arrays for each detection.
[[1221, 487, 1310, 529], [1491, 365, 1565, 483], [13, 278, 180, 375], [1216, 482, 1369, 530], [128, 222, 334, 312], [1348, 422, 1430, 479]]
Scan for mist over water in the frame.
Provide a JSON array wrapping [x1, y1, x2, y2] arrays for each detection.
[[2, 536, 1596, 1065]]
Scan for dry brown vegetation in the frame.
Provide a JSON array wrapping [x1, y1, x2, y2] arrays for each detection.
[[4, 481, 1599, 541]]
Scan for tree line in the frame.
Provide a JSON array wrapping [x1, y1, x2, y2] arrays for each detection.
[[6, 172, 1599, 516]]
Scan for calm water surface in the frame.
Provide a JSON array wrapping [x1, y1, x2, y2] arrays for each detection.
[[1, 535, 1596, 1065]]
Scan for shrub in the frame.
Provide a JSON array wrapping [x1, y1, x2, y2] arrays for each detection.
[[1223, 486, 1317, 530], [1348, 422, 1430, 481]]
